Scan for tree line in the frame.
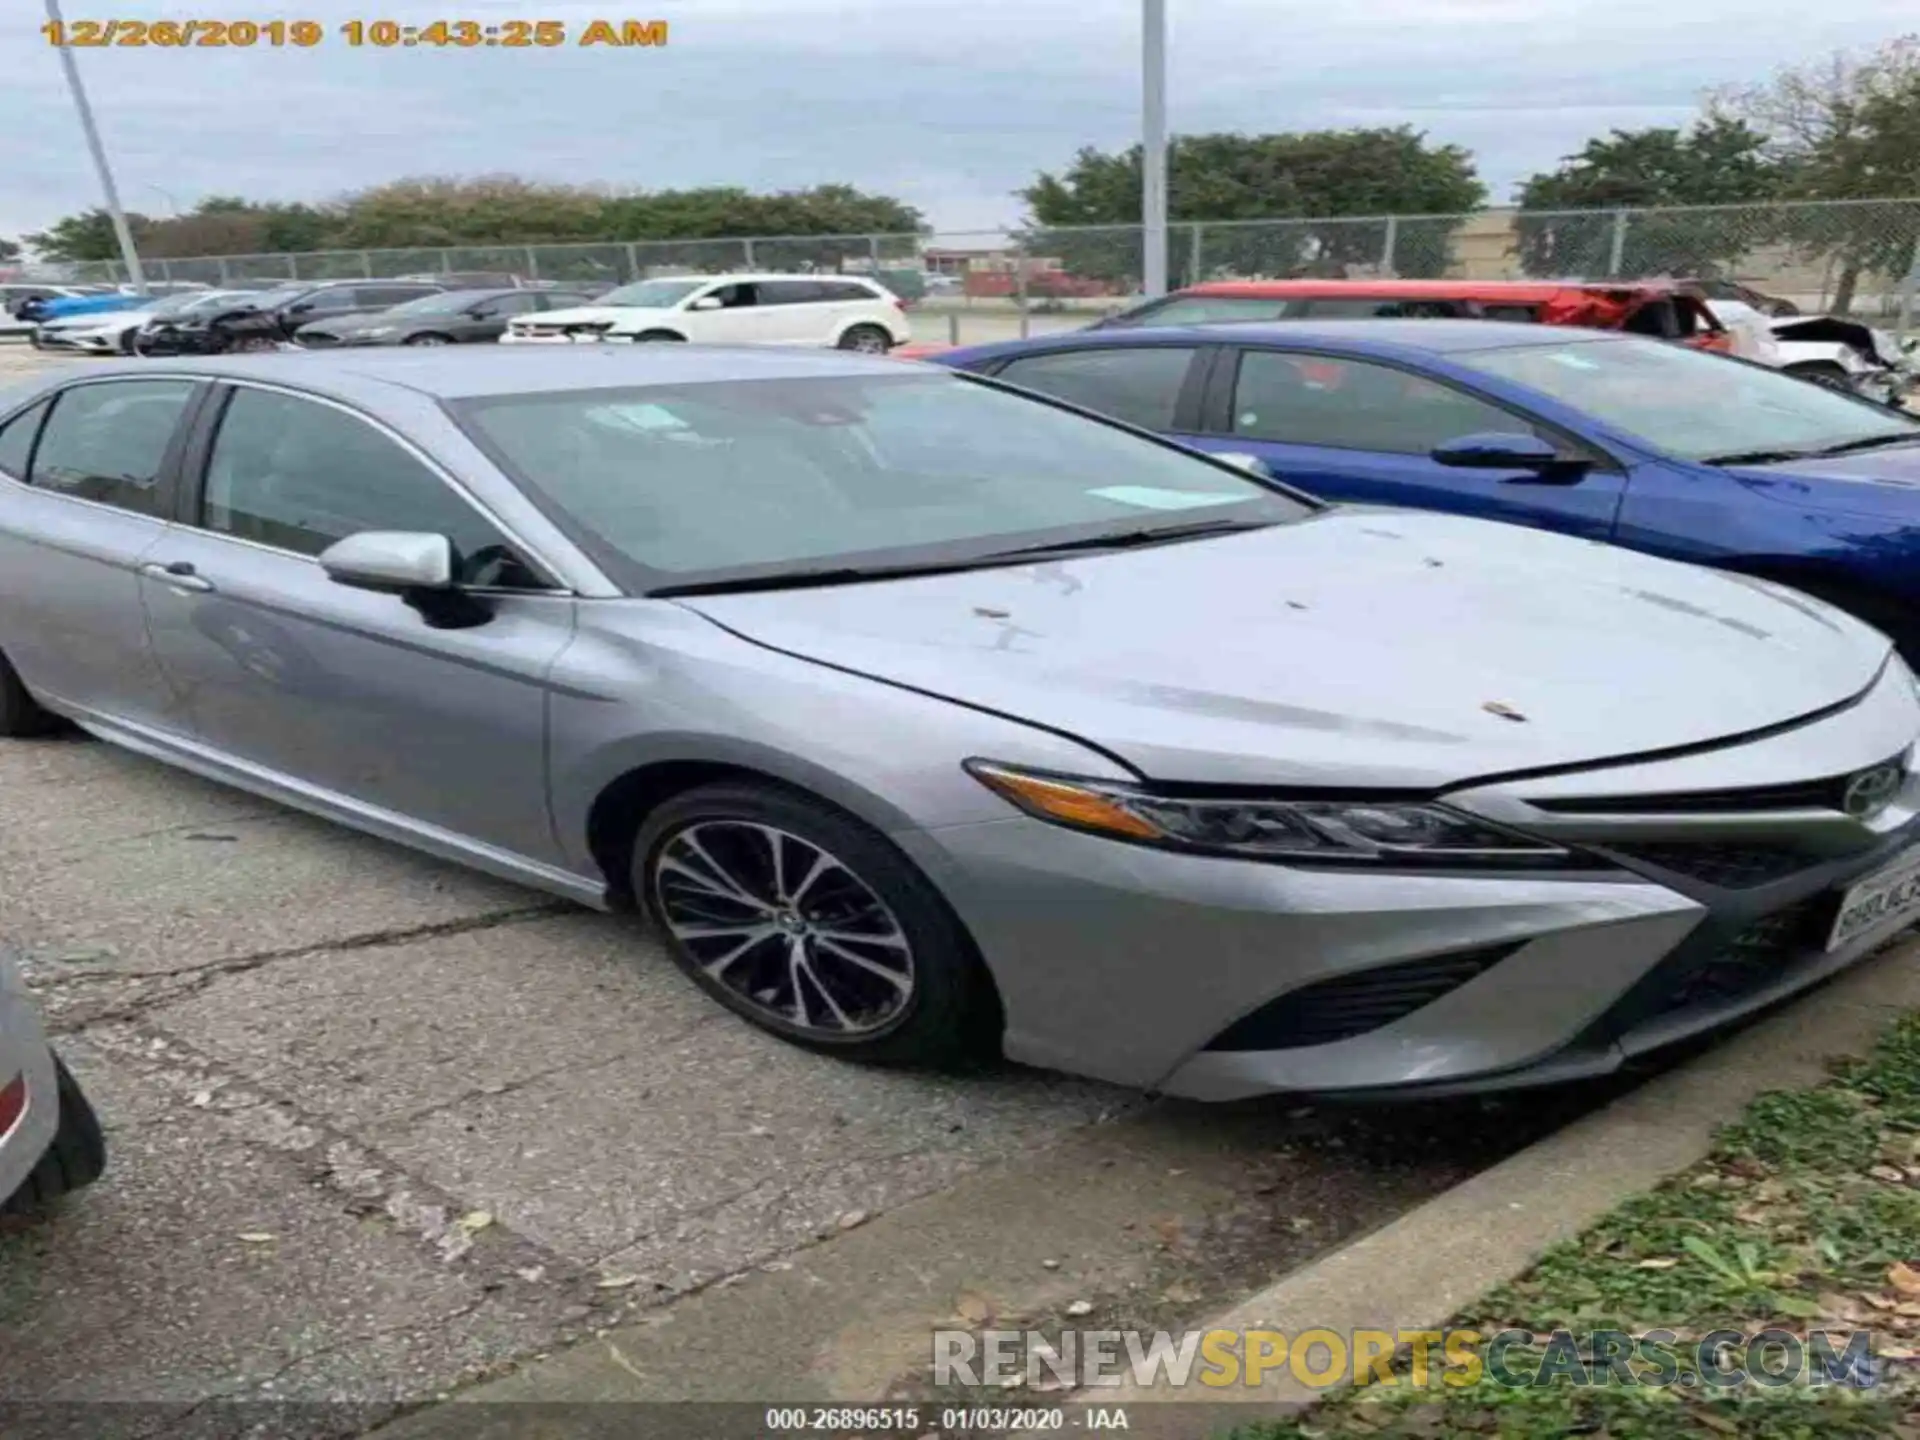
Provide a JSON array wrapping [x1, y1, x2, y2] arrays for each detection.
[[15, 34, 1920, 306]]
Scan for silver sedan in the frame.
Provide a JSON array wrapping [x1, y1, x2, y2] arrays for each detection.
[[1, 347, 1916, 1098]]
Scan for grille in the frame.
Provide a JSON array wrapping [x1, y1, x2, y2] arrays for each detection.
[[1203, 944, 1519, 1052], [1647, 898, 1834, 1017], [1607, 841, 1820, 889], [1530, 752, 1908, 818]]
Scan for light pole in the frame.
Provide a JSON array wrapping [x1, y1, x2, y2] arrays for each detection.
[[1141, 0, 1168, 298], [44, 0, 147, 293]]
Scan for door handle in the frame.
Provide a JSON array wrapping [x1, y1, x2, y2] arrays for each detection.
[[140, 560, 215, 594]]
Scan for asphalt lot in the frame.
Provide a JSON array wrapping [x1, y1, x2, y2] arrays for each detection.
[[0, 343, 1663, 1428]]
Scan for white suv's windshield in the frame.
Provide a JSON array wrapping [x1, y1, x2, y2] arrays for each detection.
[[1458, 335, 1920, 462], [455, 372, 1311, 590], [597, 279, 704, 309]]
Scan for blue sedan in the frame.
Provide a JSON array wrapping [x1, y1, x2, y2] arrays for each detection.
[[933, 320, 1920, 657]]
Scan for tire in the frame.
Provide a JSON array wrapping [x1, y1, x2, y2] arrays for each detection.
[[0, 650, 60, 738], [633, 782, 999, 1068], [117, 328, 138, 355], [404, 333, 452, 346], [630, 330, 685, 343], [1786, 362, 1852, 393], [837, 324, 894, 354], [0, 1055, 106, 1218]]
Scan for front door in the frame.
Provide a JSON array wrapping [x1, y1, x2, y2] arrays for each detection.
[[138, 383, 575, 867], [0, 378, 202, 734], [1181, 348, 1627, 541]]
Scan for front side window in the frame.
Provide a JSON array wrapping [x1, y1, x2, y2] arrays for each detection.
[[29, 380, 196, 514], [597, 279, 704, 309], [1300, 298, 1464, 319], [1456, 335, 1920, 462], [454, 371, 1310, 587], [1229, 351, 1535, 454], [200, 388, 546, 587], [993, 346, 1198, 430]]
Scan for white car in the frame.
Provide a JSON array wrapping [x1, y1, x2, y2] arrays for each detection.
[[0, 284, 97, 340], [35, 288, 259, 356], [501, 274, 910, 352]]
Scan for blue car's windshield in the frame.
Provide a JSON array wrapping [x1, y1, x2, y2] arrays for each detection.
[[1457, 335, 1920, 462]]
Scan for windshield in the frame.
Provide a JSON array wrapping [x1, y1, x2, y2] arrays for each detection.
[[454, 372, 1311, 590], [247, 287, 309, 309], [1456, 335, 1920, 462], [149, 291, 234, 317], [597, 279, 703, 309], [1104, 295, 1293, 328], [384, 291, 490, 317]]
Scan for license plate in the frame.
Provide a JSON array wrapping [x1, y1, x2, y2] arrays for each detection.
[[1828, 846, 1920, 951]]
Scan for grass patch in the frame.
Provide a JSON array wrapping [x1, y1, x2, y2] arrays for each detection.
[[1232, 1011, 1920, 1438]]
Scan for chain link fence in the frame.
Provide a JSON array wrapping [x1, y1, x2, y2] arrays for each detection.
[[51, 198, 1920, 344]]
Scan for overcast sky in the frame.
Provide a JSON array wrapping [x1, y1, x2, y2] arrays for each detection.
[[3, 0, 1914, 249]]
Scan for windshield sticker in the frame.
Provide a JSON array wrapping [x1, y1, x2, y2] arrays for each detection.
[[1087, 486, 1247, 511]]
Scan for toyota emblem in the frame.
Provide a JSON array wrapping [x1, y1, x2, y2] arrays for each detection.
[[1843, 762, 1907, 820]]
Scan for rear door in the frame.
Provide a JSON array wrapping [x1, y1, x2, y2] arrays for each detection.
[[458, 291, 540, 341], [752, 279, 842, 344], [1184, 345, 1627, 538], [0, 378, 205, 732]]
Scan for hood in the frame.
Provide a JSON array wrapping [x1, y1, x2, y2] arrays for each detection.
[[675, 509, 1890, 790], [518, 305, 631, 327], [1728, 440, 1920, 521]]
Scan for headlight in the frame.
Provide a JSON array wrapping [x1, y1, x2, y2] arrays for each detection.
[[964, 760, 1572, 865]]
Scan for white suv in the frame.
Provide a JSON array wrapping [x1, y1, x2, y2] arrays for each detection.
[[500, 274, 910, 352]]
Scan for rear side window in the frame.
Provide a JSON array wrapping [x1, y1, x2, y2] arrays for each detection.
[[29, 380, 196, 514], [362, 285, 439, 307], [0, 399, 51, 480], [1299, 298, 1465, 318], [758, 280, 830, 305], [994, 347, 1199, 430], [819, 281, 880, 302]]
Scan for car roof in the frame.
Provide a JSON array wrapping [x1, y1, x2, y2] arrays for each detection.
[[618, 273, 880, 287], [68, 343, 918, 401], [943, 318, 1622, 366], [1183, 278, 1696, 301]]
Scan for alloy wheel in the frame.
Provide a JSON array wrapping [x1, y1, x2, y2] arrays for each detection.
[[845, 328, 890, 353], [651, 821, 916, 1038]]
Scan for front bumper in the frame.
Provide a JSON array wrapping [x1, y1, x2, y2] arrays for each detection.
[[135, 326, 224, 355], [35, 327, 126, 353], [501, 329, 613, 345], [0, 951, 61, 1205], [901, 657, 1920, 1099]]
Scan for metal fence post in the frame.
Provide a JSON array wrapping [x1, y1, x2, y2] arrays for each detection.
[[948, 313, 960, 346], [868, 234, 882, 272], [1607, 210, 1630, 278], [217, 256, 231, 285], [1189, 224, 1203, 285], [157, 258, 173, 282], [285, 254, 298, 281], [525, 245, 540, 280], [358, 251, 372, 278], [1380, 216, 1399, 277], [439, 249, 453, 274], [741, 238, 755, 269], [1014, 239, 1030, 339], [623, 242, 640, 280]]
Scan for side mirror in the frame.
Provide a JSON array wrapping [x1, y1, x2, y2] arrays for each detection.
[[1431, 432, 1564, 471], [319, 532, 494, 629], [288, 301, 315, 316], [1212, 451, 1274, 479], [688, 296, 723, 312], [319, 531, 454, 593]]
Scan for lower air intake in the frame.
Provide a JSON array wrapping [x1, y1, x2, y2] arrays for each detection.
[[1202, 944, 1521, 1052]]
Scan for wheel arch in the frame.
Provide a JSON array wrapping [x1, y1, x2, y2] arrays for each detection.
[[576, 738, 929, 909]]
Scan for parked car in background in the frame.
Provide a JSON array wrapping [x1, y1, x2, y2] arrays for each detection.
[[0, 948, 106, 1218], [1765, 313, 1919, 405], [39, 289, 262, 356], [138, 279, 452, 354], [2, 285, 102, 337], [0, 348, 1917, 1099], [503, 273, 910, 351], [294, 288, 598, 348], [1088, 279, 1735, 352], [935, 320, 1920, 657]]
